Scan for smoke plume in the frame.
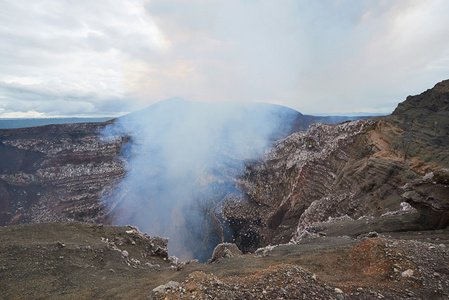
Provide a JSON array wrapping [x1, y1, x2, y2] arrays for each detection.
[[102, 98, 298, 261]]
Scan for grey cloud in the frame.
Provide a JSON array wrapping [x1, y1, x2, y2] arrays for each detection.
[[0, 81, 130, 116], [1, 0, 449, 117], [0, 0, 157, 117], [130, 0, 449, 114]]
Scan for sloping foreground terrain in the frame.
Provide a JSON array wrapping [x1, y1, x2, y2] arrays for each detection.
[[1, 222, 448, 299]]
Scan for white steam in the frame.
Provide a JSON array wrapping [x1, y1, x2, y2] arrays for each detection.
[[101, 98, 298, 261]]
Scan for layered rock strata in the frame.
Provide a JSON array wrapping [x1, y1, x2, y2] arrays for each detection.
[[225, 80, 449, 252], [0, 122, 126, 225]]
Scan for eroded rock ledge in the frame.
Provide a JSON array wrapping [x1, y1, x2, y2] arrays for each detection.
[[402, 169, 449, 229]]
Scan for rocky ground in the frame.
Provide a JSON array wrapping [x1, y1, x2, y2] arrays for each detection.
[[1, 219, 448, 299]]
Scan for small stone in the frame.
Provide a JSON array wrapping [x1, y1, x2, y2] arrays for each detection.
[[367, 231, 378, 238], [335, 288, 344, 294], [295, 276, 305, 284], [150, 281, 180, 296], [208, 243, 242, 263], [401, 269, 414, 278]]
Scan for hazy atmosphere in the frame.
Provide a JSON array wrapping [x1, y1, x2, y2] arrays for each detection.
[[1, 0, 449, 118], [2, 1, 449, 298]]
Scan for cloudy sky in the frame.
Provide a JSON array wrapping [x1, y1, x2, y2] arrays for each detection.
[[0, 0, 448, 118]]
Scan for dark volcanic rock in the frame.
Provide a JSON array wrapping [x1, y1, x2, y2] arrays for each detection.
[[402, 169, 449, 229], [393, 79, 449, 122], [388, 79, 449, 167]]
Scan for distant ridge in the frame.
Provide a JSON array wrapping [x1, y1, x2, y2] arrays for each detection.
[[0, 117, 113, 129], [311, 112, 388, 117], [118, 97, 372, 137]]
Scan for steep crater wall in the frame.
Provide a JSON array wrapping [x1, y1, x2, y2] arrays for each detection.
[[225, 80, 449, 253], [1, 82, 448, 261], [0, 122, 127, 225]]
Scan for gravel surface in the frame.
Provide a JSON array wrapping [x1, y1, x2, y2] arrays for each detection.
[[1, 222, 449, 299]]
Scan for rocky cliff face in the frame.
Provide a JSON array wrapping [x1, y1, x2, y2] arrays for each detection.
[[0, 122, 126, 225], [225, 80, 449, 252]]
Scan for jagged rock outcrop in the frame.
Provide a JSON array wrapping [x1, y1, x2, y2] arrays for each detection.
[[207, 242, 242, 263], [225, 80, 449, 252], [402, 169, 449, 229]]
